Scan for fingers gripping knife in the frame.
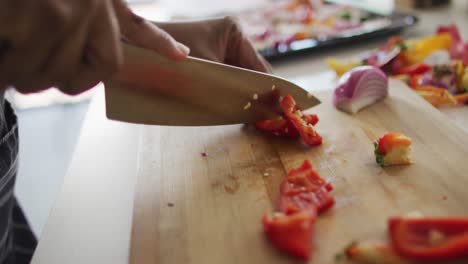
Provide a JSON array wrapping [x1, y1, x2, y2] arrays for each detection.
[[104, 43, 320, 126]]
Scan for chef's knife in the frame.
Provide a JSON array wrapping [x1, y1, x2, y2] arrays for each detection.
[[104, 43, 320, 126]]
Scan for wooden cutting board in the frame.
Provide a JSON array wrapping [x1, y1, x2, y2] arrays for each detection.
[[129, 80, 468, 264]]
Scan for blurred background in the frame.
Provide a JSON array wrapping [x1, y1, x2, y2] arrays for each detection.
[[13, 0, 467, 237]]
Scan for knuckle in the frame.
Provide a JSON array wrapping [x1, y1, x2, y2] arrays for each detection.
[[129, 12, 145, 26], [223, 16, 241, 31], [103, 52, 122, 76], [122, 14, 146, 39], [44, 0, 73, 26]]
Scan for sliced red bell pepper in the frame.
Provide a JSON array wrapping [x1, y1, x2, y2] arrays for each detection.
[[255, 117, 299, 138], [255, 94, 321, 145], [409, 74, 423, 89], [281, 95, 322, 146], [278, 160, 334, 215], [279, 187, 334, 215], [437, 24, 462, 42], [396, 63, 431, 76], [263, 209, 316, 260], [302, 113, 319, 126], [375, 132, 412, 157], [255, 113, 319, 138], [389, 217, 468, 261]]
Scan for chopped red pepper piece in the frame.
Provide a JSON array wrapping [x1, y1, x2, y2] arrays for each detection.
[[376, 132, 412, 156], [263, 209, 316, 260], [278, 160, 335, 215], [255, 117, 299, 138], [262, 161, 334, 260], [437, 24, 462, 42], [255, 94, 321, 146], [255, 114, 318, 138], [409, 74, 423, 88], [279, 187, 334, 215], [302, 113, 319, 126], [396, 63, 431, 76], [281, 95, 322, 146], [389, 217, 468, 261]]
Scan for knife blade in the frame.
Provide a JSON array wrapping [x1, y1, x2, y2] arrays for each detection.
[[104, 43, 320, 126]]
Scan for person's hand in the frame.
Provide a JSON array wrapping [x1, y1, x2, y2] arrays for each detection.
[[156, 17, 272, 73], [0, 0, 189, 95]]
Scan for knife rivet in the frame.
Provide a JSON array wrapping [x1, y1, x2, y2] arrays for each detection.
[[252, 94, 258, 100]]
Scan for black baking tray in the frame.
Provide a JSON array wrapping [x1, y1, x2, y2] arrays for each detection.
[[258, 12, 418, 61]]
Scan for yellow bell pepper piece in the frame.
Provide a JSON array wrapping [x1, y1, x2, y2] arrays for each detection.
[[326, 58, 361, 76], [402, 33, 452, 65], [463, 68, 468, 92]]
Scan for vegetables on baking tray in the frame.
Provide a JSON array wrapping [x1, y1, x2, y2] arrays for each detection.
[[327, 24, 468, 108], [240, 0, 392, 55], [256, 94, 322, 146], [374, 132, 412, 167], [333, 66, 388, 114], [263, 160, 334, 260]]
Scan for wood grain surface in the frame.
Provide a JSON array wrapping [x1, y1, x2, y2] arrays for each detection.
[[128, 79, 468, 264]]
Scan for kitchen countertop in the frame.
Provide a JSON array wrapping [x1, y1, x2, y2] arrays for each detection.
[[31, 2, 468, 263]]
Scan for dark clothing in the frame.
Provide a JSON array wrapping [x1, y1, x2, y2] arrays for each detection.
[[0, 95, 37, 264]]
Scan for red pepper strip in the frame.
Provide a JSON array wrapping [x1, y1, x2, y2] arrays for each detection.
[[255, 111, 319, 141], [278, 160, 335, 215], [396, 63, 431, 76], [255, 117, 299, 138], [255, 113, 319, 138], [263, 209, 316, 260], [302, 114, 319, 126], [389, 217, 468, 261], [281, 95, 322, 146], [409, 74, 423, 89], [279, 187, 334, 215]]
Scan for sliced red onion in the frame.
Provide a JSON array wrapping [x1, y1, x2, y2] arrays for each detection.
[[420, 68, 457, 93], [420, 74, 449, 90], [333, 66, 388, 114]]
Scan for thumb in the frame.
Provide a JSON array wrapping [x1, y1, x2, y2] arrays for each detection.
[[113, 0, 189, 61]]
